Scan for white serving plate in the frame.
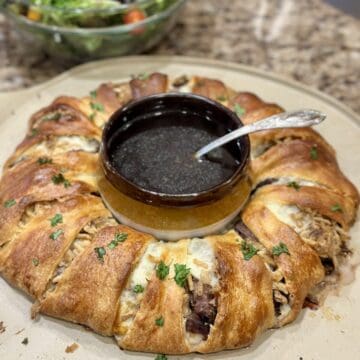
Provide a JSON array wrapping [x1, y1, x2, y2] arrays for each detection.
[[0, 56, 359, 360]]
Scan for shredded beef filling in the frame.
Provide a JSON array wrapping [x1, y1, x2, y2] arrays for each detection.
[[320, 257, 335, 276], [235, 219, 259, 242], [185, 278, 217, 339]]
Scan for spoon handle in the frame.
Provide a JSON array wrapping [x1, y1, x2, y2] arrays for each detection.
[[195, 109, 326, 159]]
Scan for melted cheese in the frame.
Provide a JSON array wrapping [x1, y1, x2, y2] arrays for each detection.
[[274, 177, 322, 188], [24, 136, 99, 157], [187, 238, 218, 287], [117, 242, 164, 337], [266, 203, 312, 233], [129, 242, 163, 288], [267, 203, 298, 227]]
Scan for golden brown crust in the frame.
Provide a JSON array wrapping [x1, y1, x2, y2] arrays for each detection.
[[130, 73, 168, 100], [94, 83, 131, 113], [196, 232, 275, 353], [254, 185, 356, 228], [118, 240, 190, 354], [0, 195, 110, 298], [38, 225, 152, 336], [2, 152, 99, 195], [250, 139, 359, 207], [0, 72, 358, 355], [229, 92, 267, 113], [29, 97, 101, 138], [191, 76, 236, 101], [242, 200, 325, 326]]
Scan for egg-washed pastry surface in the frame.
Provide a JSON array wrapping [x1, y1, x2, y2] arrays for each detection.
[[0, 73, 358, 355]]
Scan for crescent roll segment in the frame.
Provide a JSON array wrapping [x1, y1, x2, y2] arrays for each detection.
[[0, 73, 358, 356], [242, 201, 325, 326], [195, 232, 275, 353], [191, 77, 236, 102], [2, 152, 100, 194], [37, 225, 152, 336], [118, 240, 190, 354], [130, 73, 169, 100], [5, 134, 101, 170], [250, 128, 335, 159], [0, 166, 95, 248], [0, 155, 97, 204], [255, 185, 356, 229], [251, 139, 359, 207], [94, 83, 132, 113], [0, 195, 109, 299], [228, 95, 335, 158], [229, 92, 267, 113], [29, 97, 101, 138]]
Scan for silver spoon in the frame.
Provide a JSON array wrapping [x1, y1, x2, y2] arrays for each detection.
[[194, 109, 326, 159]]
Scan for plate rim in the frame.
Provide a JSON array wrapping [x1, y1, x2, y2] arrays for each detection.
[[1, 55, 359, 127]]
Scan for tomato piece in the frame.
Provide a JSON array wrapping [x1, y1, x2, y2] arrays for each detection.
[[123, 9, 146, 34], [123, 9, 146, 24]]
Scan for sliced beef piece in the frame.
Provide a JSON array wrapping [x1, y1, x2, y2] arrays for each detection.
[[190, 285, 217, 324], [185, 313, 210, 339], [235, 219, 259, 242], [185, 278, 217, 340], [320, 257, 335, 276]]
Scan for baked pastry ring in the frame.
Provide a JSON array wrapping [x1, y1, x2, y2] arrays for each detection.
[[0, 73, 358, 355]]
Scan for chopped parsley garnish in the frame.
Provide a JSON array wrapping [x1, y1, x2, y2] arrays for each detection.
[[90, 90, 97, 99], [272, 242, 290, 256], [94, 247, 106, 262], [156, 261, 169, 280], [37, 157, 53, 165], [216, 95, 227, 102], [133, 284, 144, 293], [287, 181, 301, 191], [241, 240, 259, 261], [21, 337, 29, 345], [137, 72, 149, 80], [234, 103, 246, 117], [90, 102, 104, 113], [51, 173, 71, 188], [32, 258, 39, 267], [50, 229, 64, 241], [50, 213, 63, 227], [155, 355, 167, 360], [41, 112, 61, 122], [310, 145, 318, 160], [331, 203, 343, 212], [89, 112, 96, 122], [174, 264, 191, 287], [29, 128, 39, 137], [107, 232, 128, 249], [155, 316, 164, 327], [4, 199, 16, 208]]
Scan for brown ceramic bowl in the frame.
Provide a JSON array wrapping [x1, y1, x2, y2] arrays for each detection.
[[100, 93, 250, 208]]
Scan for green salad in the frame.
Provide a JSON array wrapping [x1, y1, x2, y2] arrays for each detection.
[[2, 0, 183, 62], [5, 0, 173, 28]]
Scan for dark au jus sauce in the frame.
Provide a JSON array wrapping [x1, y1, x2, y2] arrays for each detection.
[[109, 111, 241, 195]]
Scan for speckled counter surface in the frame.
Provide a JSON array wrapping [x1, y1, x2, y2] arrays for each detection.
[[0, 0, 359, 114]]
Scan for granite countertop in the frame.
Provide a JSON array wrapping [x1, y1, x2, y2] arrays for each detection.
[[0, 0, 359, 114]]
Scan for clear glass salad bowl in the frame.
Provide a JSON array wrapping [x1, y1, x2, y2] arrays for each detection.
[[1, 0, 186, 63]]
